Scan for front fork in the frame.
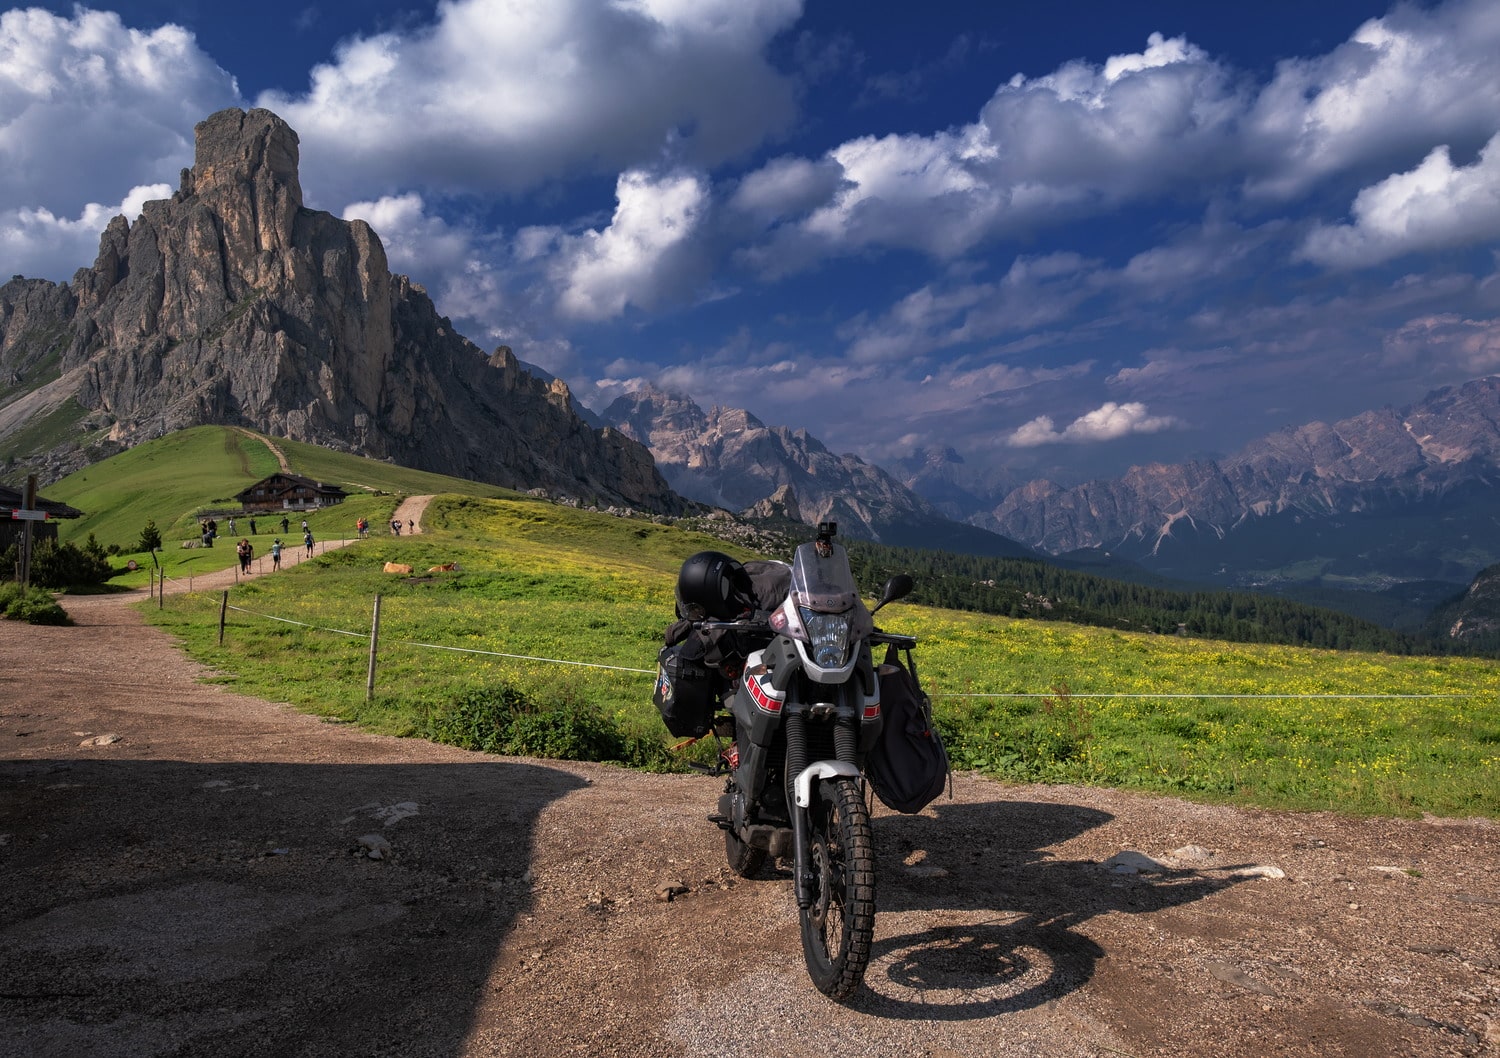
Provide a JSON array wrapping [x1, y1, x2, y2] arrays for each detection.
[[785, 704, 861, 909]]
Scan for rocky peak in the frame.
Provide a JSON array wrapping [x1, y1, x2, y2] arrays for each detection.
[[0, 107, 683, 513]]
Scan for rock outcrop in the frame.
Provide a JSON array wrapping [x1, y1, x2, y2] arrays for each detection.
[[0, 108, 681, 512]]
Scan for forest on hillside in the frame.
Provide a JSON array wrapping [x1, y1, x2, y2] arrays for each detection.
[[841, 541, 1461, 655]]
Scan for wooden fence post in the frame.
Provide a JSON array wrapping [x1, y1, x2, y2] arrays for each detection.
[[218, 590, 228, 645], [366, 594, 383, 701]]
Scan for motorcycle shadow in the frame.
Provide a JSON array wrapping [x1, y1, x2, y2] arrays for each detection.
[[849, 798, 1247, 1020]]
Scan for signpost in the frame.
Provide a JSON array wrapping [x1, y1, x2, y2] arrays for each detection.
[[17, 475, 39, 588]]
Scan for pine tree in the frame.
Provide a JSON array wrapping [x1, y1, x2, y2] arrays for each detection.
[[137, 519, 163, 552]]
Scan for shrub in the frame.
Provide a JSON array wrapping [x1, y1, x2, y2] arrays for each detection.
[[418, 681, 668, 767], [0, 583, 71, 625], [26, 537, 113, 588], [421, 684, 526, 752]]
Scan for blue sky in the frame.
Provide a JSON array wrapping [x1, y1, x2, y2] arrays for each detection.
[[4, 0, 1500, 493]]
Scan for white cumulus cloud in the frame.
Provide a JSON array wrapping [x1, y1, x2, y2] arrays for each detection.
[[1007, 402, 1181, 447], [1245, 0, 1500, 199], [257, 0, 802, 205], [552, 168, 711, 321], [0, 6, 239, 238], [1298, 134, 1500, 268], [1, 182, 172, 282]]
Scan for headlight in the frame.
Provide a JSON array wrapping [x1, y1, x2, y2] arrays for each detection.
[[800, 608, 851, 668]]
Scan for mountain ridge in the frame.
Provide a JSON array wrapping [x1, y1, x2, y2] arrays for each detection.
[[603, 383, 1035, 557]]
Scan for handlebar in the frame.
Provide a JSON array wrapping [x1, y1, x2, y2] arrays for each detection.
[[690, 619, 917, 650], [692, 619, 769, 632]]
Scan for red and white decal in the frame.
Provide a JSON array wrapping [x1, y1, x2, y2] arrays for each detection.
[[745, 675, 784, 715], [862, 699, 881, 722]]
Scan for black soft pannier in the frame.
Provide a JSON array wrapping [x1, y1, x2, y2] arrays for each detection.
[[653, 641, 715, 738], [866, 643, 950, 814]]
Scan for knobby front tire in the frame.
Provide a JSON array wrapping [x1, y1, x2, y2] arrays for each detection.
[[798, 776, 876, 1001]]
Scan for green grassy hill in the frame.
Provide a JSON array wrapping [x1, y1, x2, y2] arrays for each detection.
[[33, 426, 516, 586], [45, 426, 516, 549]]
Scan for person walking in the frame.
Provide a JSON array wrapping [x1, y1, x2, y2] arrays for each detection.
[[303, 528, 314, 556], [270, 538, 282, 570], [227, 516, 236, 535], [249, 517, 258, 535], [236, 538, 253, 574], [280, 514, 290, 534]]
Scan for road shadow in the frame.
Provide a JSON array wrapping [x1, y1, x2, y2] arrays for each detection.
[[0, 757, 585, 1057], [850, 798, 1246, 1019]]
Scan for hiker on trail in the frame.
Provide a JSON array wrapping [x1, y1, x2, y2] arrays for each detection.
[[303, 528, 314, 556], [357, 517, 368, 538], [236, 538, 253, 574], [408, 519, 415, 534], [301, 518, 309, 533], [391, 519, 401, 537], [227, 517, 236, 535], [249, 517, 258, 535], [271, 539, 282, 570], [280, 515, 289, 534]]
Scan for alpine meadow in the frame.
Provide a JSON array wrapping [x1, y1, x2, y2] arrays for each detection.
[[40, 428, 1499, 821]]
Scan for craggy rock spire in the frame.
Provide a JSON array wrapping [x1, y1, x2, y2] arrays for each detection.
[[0, 108, 681, 512]]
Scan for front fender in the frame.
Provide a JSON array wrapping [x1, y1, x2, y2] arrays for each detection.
[[793, 760, 859, 808]]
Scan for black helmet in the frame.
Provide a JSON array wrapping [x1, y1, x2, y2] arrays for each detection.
[[676, 550, 752, 620]]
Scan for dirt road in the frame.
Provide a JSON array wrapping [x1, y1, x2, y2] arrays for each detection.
[[1, 572, 1496, 1056]]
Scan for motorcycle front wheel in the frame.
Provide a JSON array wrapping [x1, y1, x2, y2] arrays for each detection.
[[798, 776, 876, 1001]]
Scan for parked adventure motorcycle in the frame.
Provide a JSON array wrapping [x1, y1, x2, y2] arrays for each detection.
[[655, 523, 939, 1000]]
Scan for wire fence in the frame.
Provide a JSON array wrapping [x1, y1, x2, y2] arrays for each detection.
[[158, 580, 1473, 702]]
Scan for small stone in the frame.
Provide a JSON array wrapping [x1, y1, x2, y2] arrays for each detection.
[[1348, 903, 1360, 910], [80, 733, 122, 747], [1103, 851, 1167, 875], [1231, 864, 1286, 880], [1171, 844, 1215, 864], [356, 833, 391, 860], [656, 881, 689, 903]]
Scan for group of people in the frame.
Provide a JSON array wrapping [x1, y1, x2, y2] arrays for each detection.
[[210, 513, 311, 575], [201, 508, 408, 574], [234, 534, 298, 573]]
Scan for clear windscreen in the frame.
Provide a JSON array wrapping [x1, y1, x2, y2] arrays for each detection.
[[789, 541, 860, 613]]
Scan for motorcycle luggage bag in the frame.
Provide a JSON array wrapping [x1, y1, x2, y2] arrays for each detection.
[[866, 644, 950, 814], [653, 642, 715, 738]]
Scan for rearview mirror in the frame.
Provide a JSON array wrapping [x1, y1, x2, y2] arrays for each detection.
[[871, 574, 914, 614]]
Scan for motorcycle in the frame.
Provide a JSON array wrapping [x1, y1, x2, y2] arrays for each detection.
[[684, 523, 915, 1000]]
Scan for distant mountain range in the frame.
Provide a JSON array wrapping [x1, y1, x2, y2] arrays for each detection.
[[603, 385, 1034, 557], [956, 377, 1500, 591]]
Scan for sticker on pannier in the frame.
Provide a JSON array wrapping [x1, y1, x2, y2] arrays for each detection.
[[653, 642, 715, 738]]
